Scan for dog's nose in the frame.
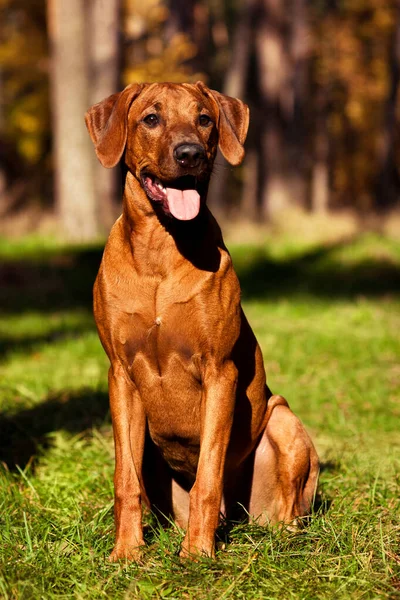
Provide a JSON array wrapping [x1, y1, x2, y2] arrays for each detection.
[[174, 143, 206, 168]]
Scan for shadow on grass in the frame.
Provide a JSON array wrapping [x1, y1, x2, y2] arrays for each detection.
[[0, 246, 101, 358], [0, 324, 96, 362], [0, 237, 399, 323], [236, 242, 400, 300], [0, 387, 333, 537], [0, 247, 102, 314], [0, 389, 110, 471], [1, 236, 398, 483]]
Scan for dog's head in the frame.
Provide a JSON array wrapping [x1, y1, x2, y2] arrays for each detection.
[[85, 82, 249, 221]]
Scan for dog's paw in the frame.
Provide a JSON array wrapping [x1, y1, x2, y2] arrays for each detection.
[[108, 543, 145, 563], [179, 539, 215, 560]]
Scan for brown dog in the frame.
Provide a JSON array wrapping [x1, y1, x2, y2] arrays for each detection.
[[85, 81, 319, 561]]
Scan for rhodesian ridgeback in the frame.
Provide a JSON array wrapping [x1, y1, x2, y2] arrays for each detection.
[[85, 82, 319, 561]]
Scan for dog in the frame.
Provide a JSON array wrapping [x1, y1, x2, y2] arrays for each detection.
[[85, 81, 319, 561]]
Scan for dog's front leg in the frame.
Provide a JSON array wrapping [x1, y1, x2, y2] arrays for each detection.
[[108, 362, 146, 562], [180, 360, 237, 558]]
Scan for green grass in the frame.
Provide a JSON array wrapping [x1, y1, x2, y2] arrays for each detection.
[[0, 232, 399, 599]]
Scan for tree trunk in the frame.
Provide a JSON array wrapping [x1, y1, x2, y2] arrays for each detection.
[[87, 0, 121, 231], [165, 0, 194, 41], [375, 8, 400, 210], [288, 0, 311, 209], [208, 0, 253, 217], [0, 67, 6, 214], [310, 83, 330, 213], [47, 0, 99, 241], [254, 0, 293, 221]]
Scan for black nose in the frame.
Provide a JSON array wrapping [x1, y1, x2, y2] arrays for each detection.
[[173, 143, 206, 168]]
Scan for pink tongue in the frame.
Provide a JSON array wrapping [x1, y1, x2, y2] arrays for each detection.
[[165, 188, 200, 220]]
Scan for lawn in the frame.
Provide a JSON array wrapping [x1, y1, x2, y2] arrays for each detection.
[[0, 231, 399, 599]]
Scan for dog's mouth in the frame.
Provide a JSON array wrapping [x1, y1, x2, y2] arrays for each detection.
[[141, 173, 201, 221]]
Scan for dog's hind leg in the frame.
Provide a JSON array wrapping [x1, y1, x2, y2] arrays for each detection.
[[248, 396, 319, 526], [142, 438, 191, 530], [171, 478, 190, 529]]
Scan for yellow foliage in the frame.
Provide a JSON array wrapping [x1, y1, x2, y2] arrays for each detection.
[[123, 0, 205, 85], [125, 33, 204, 84], [314, 0, 398, 203], [13, 113, 41, 135], [345, 100, 363, 125], [19, 137, 41, 163], [0, 0, 48, 165]]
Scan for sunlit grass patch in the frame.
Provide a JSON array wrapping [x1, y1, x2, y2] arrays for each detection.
[[0, 232, 399, 598]]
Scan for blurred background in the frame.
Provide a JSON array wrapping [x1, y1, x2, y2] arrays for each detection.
[[1, 5, 399, 591], [0, 0, 400, 240]]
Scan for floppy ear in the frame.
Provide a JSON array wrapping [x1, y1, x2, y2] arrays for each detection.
[[85, 83, 145, 168], [195, 81, 249, 166]]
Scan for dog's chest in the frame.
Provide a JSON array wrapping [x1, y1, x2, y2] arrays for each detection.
[[113, 278, 208, 387], [115, 303, 204, 445], [111, 269, 215, 372], [117, 307, 200, 372]]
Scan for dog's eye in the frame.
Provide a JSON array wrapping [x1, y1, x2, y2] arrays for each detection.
[[199, 114, 212, 127], [143, 114, 159, 127]]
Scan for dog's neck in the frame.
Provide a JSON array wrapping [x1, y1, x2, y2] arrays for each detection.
[[121, 170, 223, 274]]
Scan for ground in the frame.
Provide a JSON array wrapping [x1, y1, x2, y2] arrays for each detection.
[[0, 229, 399, 599]]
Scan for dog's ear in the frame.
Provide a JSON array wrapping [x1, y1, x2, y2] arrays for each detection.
[[195, 81, 249, 166], [85, 83, 146, 168]]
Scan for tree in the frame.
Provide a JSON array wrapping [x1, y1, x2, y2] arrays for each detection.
[[88, 0, 121, 230], [251, 0, 293, 220], [207, 0, 254, 217], [289, 0, 312, 211], [47, 0, 98, 241], [210, 0, 314, 221], [376, 5, 400, 209], [0, 0, 49, 221]]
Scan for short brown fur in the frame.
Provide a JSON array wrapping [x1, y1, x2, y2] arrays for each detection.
[[85, 82, 319, 561]]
